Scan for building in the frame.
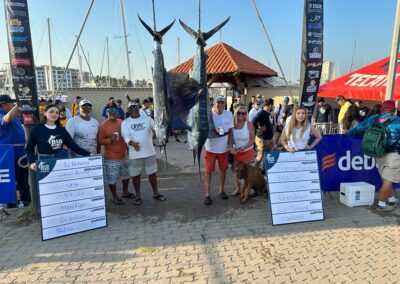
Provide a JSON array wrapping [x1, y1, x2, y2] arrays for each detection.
[[35, 65, 85, 91], [321, 61, 335, 84]]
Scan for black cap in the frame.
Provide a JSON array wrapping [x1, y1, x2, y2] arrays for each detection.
[[75, 96, 82, 99], [147, 96, 153, 103], [142, 98, 150, 104], [0, 95, 16, 104], [335, 95, 345, 102]]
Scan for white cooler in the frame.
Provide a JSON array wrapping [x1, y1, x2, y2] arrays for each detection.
[[340, 182, 375, 207]]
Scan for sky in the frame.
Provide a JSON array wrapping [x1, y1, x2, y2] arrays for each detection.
[[0, 0, 398, 83]]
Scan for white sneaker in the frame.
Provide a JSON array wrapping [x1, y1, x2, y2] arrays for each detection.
[[388, 196, 398, 207]]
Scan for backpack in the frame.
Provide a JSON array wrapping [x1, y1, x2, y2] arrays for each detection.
[[361, 116, 396, 158]]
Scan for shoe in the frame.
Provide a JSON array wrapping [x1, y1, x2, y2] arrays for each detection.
[[375, 204, 394, 211], [388, 196, 398, 206], [204, 196, 212, 206], [219, 191, 228, 200]]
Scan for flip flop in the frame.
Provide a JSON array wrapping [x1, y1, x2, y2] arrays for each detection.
[[134, 198, 142, 206], [121, 192, 135, 198], [112, 198, 124, 205], [152, 195, 166, 201], [231, 191, 240, 197]]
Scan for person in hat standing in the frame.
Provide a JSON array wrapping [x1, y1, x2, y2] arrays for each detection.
[[66, 99, 99, 155], [140, 98, 152, 118], [116, 99, 125, 119], [203, 95, 234, 206], [335, 95, 352, 134], [347, 100, 400, 210], [273, 96, 290, 147], [0, 95, 30, 205], [121, 101, 166, 205], [98, 102, 133, 205], [71, 96, 82, 117]]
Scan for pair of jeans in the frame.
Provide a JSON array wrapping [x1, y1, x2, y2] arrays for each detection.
[[14, 157, 31, 203]]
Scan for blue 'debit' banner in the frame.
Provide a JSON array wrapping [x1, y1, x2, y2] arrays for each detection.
[[5, 0, 39, 125], [315, 135, 383, 191], [299, 0, 323, 117], [0, 145, 16, 204]]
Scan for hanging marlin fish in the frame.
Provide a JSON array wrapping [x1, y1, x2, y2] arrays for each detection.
[[138, 2, 175, 154], [179, 5, 229, 176]]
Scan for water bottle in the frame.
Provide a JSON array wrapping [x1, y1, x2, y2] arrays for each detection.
[[18, 201, 24, 209]]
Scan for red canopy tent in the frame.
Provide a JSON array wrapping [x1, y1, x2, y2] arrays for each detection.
[[318, 54, 400, 101]]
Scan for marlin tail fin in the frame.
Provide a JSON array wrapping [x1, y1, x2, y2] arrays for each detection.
[[203, 17, 230, 42], [138, 14, 175, 42], [179, 19, 199, 40]]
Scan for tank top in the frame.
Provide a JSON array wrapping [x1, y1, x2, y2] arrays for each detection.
[[287, 125, 311, 150], [233, 122, 252, 151]]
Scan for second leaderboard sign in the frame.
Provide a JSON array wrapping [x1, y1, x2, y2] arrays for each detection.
[[36, 156, 107, 241], [265, 151, 324, 225]]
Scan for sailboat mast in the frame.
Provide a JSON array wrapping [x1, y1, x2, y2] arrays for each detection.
[[106, 37, 111, 87], [47, 18, 54, 96], [120, 0, 132, 83], [349, 40, 356, 73], [76, 35, 84, 86]]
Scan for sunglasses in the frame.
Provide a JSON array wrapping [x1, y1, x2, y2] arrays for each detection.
[[237, 112, 246, 115], [106, 108, 118, 113]]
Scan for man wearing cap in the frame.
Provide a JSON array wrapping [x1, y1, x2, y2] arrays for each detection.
[[203, 95, 234, 206], [98, 102, 133, 205], [116, 99, 125, 119], [0, 95, 31, 205], [66, 99, 99, 155], [347, 100, 400, 210], [121, 101, 166, 205], [354, 101, 369, 122], [140, 98, 152, 118], [102, 97, 116, 119], [249, 96, 262, 123], [335, 95, 352, 134], [71, 96, 82, 117], [273, 96, 289, 147]]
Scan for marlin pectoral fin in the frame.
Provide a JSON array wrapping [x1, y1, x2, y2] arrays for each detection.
[[179, 19, 199, 40], [159, 19, 176, 37], [203, 17, 230, 42], [138, 14, 155, 37]]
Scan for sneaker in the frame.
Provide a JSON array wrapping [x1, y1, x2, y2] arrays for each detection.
[[375, 204, 394, 211], [204, 196, 212, 206], [388, 196, 398, 207], [219, 191, 228, 200]]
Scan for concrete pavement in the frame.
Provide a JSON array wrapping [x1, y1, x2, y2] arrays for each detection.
[[0, 138, 399, 283]]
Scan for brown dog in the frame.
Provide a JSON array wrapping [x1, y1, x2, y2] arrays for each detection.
[[232, 161, 268, 203]]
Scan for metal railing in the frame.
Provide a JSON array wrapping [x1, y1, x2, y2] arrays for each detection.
[[314, 123, 339, 135]]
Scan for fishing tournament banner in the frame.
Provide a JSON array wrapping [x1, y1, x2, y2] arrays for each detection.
[[5, 0, 39, 125], [315, 135, 384, 192], [36, 156, 107, 241], [0, 145, 16, 204], [299, 0, 323, 116]]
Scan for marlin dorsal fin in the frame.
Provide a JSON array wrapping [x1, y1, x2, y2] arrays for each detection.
[[203, 17, 230, 42]]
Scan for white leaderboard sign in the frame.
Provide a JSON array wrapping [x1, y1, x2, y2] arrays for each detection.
[[36, 156, 107, 240], [265, 151, 324, 225]]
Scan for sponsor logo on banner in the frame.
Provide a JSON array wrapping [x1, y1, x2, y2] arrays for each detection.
[[309, 47, 321, 59], [308, 22, 322, 30], [11, 46, 28, 54], [308, 31, 323, 38], [11, 58, 31, 66], [0, 169, 11, 183], [308, 70, 320, 79], [308, 2, 323, 12], [307, 39, 323, 45], [11, 36, 27, 42], [10, 25, 24, 33], [9, 19, 21, 25], [306, 80, 317, 92], [309, 15, 321, 22], [38, 162, 50, 173], [302, 96, 315, 107], [266, 153, 275, 164], [321, 153, 336, 171], [22, 113, 34, 125], [16, 67, 25, 75], [8, 2, 26, 7], [7, 9, 27, 17], [307, 61, 322, 68]]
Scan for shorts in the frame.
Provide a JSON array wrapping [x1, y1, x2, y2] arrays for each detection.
[[128, 155, 158, 177], [104, 159, 129, 184], [204, 150, 228, 173], [234, 148, 255, 162], [376, 152, 400, 183]]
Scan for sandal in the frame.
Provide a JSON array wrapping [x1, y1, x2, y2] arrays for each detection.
[[231, 190, 240, 197], [134, 198, 142, 206], [112, 198, 124, 205], [121, 192, 135, 198], [152, 195, 166, 201]]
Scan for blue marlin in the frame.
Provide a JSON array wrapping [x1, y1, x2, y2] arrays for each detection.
[[138, 14, 175, 146], [179, 16, 230, 175]]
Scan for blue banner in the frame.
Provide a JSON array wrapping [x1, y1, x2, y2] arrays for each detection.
[[315, 135, 382, 191], [0, 145, 16, 204]]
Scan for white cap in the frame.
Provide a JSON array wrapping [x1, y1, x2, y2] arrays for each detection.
[[79, 99, 92, 107]]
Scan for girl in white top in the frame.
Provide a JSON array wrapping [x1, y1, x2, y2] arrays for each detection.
[[231, 106, 255, 196], [281, 105, 322, 152]]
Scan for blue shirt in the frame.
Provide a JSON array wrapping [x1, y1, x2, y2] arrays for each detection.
[[0, 109, 26, 158], [347, 113, 400, 146]]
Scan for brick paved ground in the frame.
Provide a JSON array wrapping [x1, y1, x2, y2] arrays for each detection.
[[0, 138, 399, 283]]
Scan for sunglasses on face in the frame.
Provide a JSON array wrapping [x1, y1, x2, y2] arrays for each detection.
[[237, 112, 246, 115], [107, 108, 118, 113]]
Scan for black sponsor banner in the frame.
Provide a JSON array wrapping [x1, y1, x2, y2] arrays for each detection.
[[4, 0, 39, 125], [299, 0, 323, 116]]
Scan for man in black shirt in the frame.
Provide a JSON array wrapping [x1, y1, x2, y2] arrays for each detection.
[[355, 101, 369, 122], [313, 97, 333, 123], [252, 100, 274, 171]]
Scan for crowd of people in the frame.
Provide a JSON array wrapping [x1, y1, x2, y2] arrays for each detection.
[[0, 92, 399, 210]]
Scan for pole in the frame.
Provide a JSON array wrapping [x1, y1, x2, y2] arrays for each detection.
[[385, 0, 400, 100], [47, 18, 54, 97], [250, 0, 293, 98], [178, 37, 180, 64], [106, 37, 111, 87], [55, 0, 95, 94], [76, 35, 84, 86], [349, 40, 356, 73], [198, 0, 201, 31], [120, 0, 132, 83]]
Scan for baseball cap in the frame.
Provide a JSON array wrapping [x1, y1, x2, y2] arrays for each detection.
[[142, 98, 150, 104], [75, 95, 82, 100], [335, 95, 345, 102], [283, 96, 290, 103], [128, 101, 139, 108], [381, 100, 396, 112], [0, 94, 16, 104], [256, 94, 262, 98], [79, 99, 92, 107], [216, 95, 225, 102], [105, 102, 118, 112]]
